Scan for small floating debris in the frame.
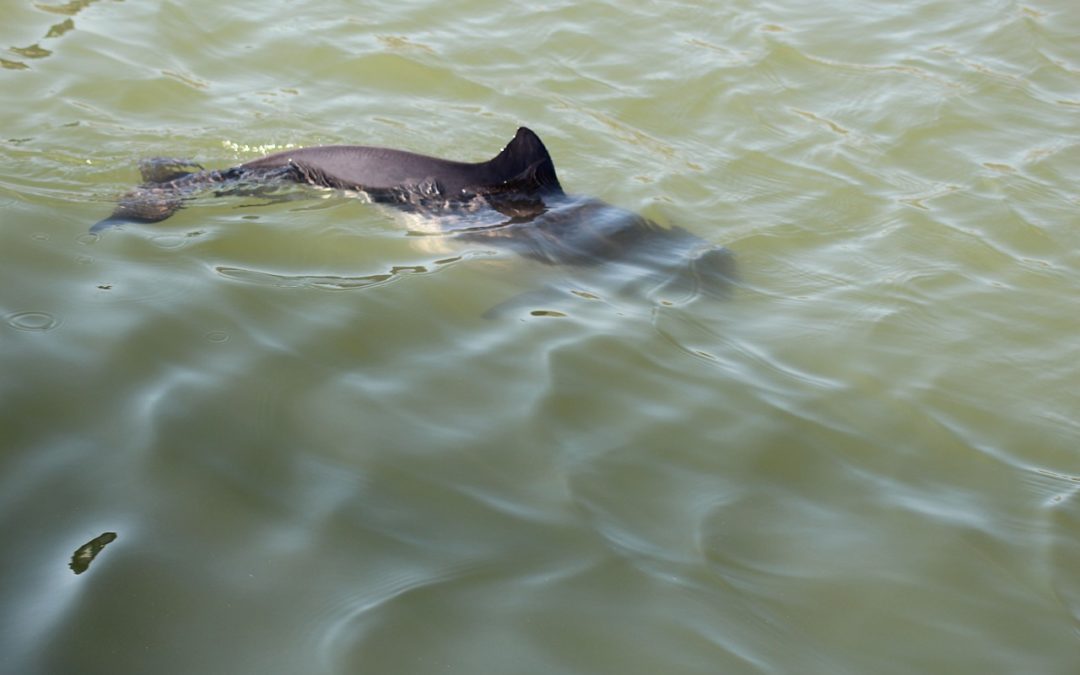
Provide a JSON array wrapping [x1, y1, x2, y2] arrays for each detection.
[[69, 532, 117, 575]]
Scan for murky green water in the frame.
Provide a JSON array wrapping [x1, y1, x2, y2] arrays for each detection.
[[3, 1, 1079, 673]]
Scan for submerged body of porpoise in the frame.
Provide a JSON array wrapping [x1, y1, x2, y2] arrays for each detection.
[[93, 127, 734, 298]]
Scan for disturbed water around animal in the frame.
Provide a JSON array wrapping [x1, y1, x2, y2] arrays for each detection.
[[2, 1, 1080, 673]]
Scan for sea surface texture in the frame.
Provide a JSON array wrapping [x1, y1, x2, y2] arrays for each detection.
[[2, 1, 1079, 673]]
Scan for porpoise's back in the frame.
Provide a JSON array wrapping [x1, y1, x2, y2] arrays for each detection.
[[240, 127, 563, 197], [90, 127, 563, 232]]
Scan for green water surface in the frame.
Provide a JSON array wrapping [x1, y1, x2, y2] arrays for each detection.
[[2, 1, 1079, 673]]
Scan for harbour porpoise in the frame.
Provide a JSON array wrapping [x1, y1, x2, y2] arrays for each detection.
[[92, 127, 734, 299]]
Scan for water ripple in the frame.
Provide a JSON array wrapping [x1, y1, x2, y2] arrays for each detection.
[[316, 559, 494, 672], [214, 253, 471, 291], [216, 264, 424, 290], [5, 310, 61, 332]]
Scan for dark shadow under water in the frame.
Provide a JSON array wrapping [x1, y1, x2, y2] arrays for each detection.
[[444, 194, 737, 306]]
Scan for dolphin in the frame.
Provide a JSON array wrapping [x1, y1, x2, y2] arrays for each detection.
[[92, 127, 561, 232], [92, 127, 734, 298]]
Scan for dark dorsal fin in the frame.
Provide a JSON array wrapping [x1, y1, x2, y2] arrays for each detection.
[[485, 127, 563, 195]]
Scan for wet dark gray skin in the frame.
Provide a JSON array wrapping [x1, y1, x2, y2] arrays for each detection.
[[92, 127, 734, 298]]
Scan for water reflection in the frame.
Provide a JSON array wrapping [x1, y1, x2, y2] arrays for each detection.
[[35, 0, 102, 15], [4, 1, 97, 69], [452, 195, 737, 305]]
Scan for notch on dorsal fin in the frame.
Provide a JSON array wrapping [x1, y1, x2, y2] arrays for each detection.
[[485, 127, 563, 195]]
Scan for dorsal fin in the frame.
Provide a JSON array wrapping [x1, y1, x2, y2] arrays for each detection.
[[485, 127, 563, 195]]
